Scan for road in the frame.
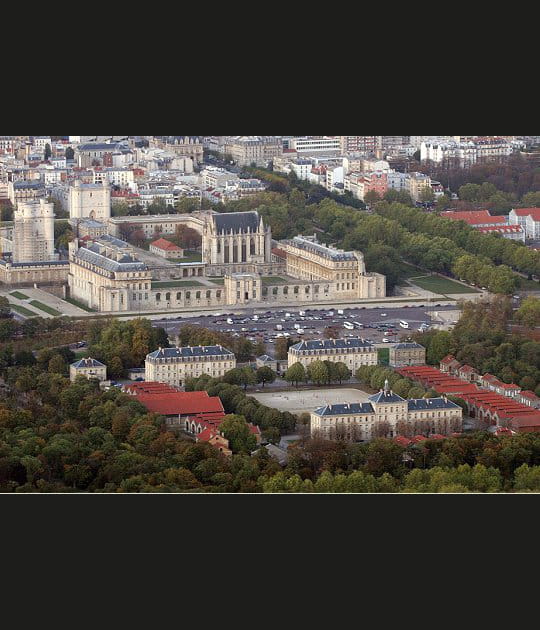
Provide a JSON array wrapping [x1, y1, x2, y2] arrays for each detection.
[[152, 304, 459, 357]]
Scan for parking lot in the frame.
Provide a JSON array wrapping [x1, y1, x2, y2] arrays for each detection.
[[152, 304, 459, 356]]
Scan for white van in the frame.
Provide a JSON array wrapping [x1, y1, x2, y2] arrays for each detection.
[[299, 310, 306, 317], [399, 320, 409, 329], [354, 321, 363, 329], [337, 309, 344, 315], [344, 322, 354, 330], [227, 317, 233, 324]]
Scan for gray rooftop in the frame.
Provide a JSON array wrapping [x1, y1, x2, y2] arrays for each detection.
[[76, 246, 147, 273], [369, 390, 406, 404], [72, 357, 106, 368], [213, 211, 261, 234], [393, 343, 425, 350], [313, 397, 460, 416], [288, 236, 357, 262], [290, 338, 374, 352], [147, 345, 235, 359], [407, 398, 461, 411]]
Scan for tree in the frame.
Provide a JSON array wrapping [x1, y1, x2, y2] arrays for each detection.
[[108, 356, 124, 379], [65, 146, 75, 160], [238, 366, 256, 391], [256, 366, 276, 388], [323, 326, 340, 339], [333, 362, 351, 384], [515, 297, 540, 329], [420, 187, 435, 204], [284, 362, 306, 388], [44, 143, 52, 161], [219, 414, 257, 454], [48, 354, 67, 375], [364, 190, 381, 207], [306, 360, 329, 386]]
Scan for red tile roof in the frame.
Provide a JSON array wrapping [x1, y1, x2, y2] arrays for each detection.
[[520, 391, 540, 400], [512, 208, 540, 219], [440, 210, 506, 226], [440, 355, 456, 365], [150, 237, 182, 252], [132, 390, 224, 417]]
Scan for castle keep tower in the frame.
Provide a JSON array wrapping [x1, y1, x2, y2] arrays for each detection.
[[12, 199, 56, 263]]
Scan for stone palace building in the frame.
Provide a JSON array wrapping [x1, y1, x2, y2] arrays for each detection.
[[311, 380, 463, 442], [63, 209, 387, 312]]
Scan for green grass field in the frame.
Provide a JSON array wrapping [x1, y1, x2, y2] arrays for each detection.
[[151, 280, 205, 288], [9, 303, 38, 317], [64, 297, 95, 312], [29, 300, 62, 316], [9, 291, 30, 300], [409, 275, 480, 294], [171, 250, 202, 263], [262, 276, 289, 285]]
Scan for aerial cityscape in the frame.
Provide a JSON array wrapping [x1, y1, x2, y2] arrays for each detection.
[[1, 134, 540, 493]]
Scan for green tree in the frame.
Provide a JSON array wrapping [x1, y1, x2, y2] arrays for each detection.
[[219, 414, 257, 454], [256, 366, 276, 388], [306, 360, 329, 386], [284, 362, 306, 388], [44, 143, 52, 161]]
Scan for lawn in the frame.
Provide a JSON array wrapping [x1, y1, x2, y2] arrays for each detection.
[[171, 250, 202, 263], [64, 297, 95, 312], [398, 262, 426, 279], [262, 276, 289, 285], [408, 275, 480, 295], [9, 303, 38, 317], [151, 280, 205, 288], [29, 300, 63, 316], [10, 291, 30, 300]]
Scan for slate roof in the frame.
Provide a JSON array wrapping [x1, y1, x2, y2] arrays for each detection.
[[290, 338, 374, 352], [213, 211, 260, 234], [407, 398, 461, 411], [76, 246, 147, 273], [369, 390, 406, 404], [313, 403, 375, 416], [71, 358, 105, 368], [147, 345, 235, 359], [289, 236, 357, 262]]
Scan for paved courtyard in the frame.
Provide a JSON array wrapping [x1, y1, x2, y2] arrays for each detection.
[[251, 387, 371, 415]]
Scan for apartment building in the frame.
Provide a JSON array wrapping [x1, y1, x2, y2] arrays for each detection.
[[339, 136, 380, 155], [288, 338, 378, 371], [289, 136, 340, 154], [222, 136, 283, 167], [145, 345, 236, 387]]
